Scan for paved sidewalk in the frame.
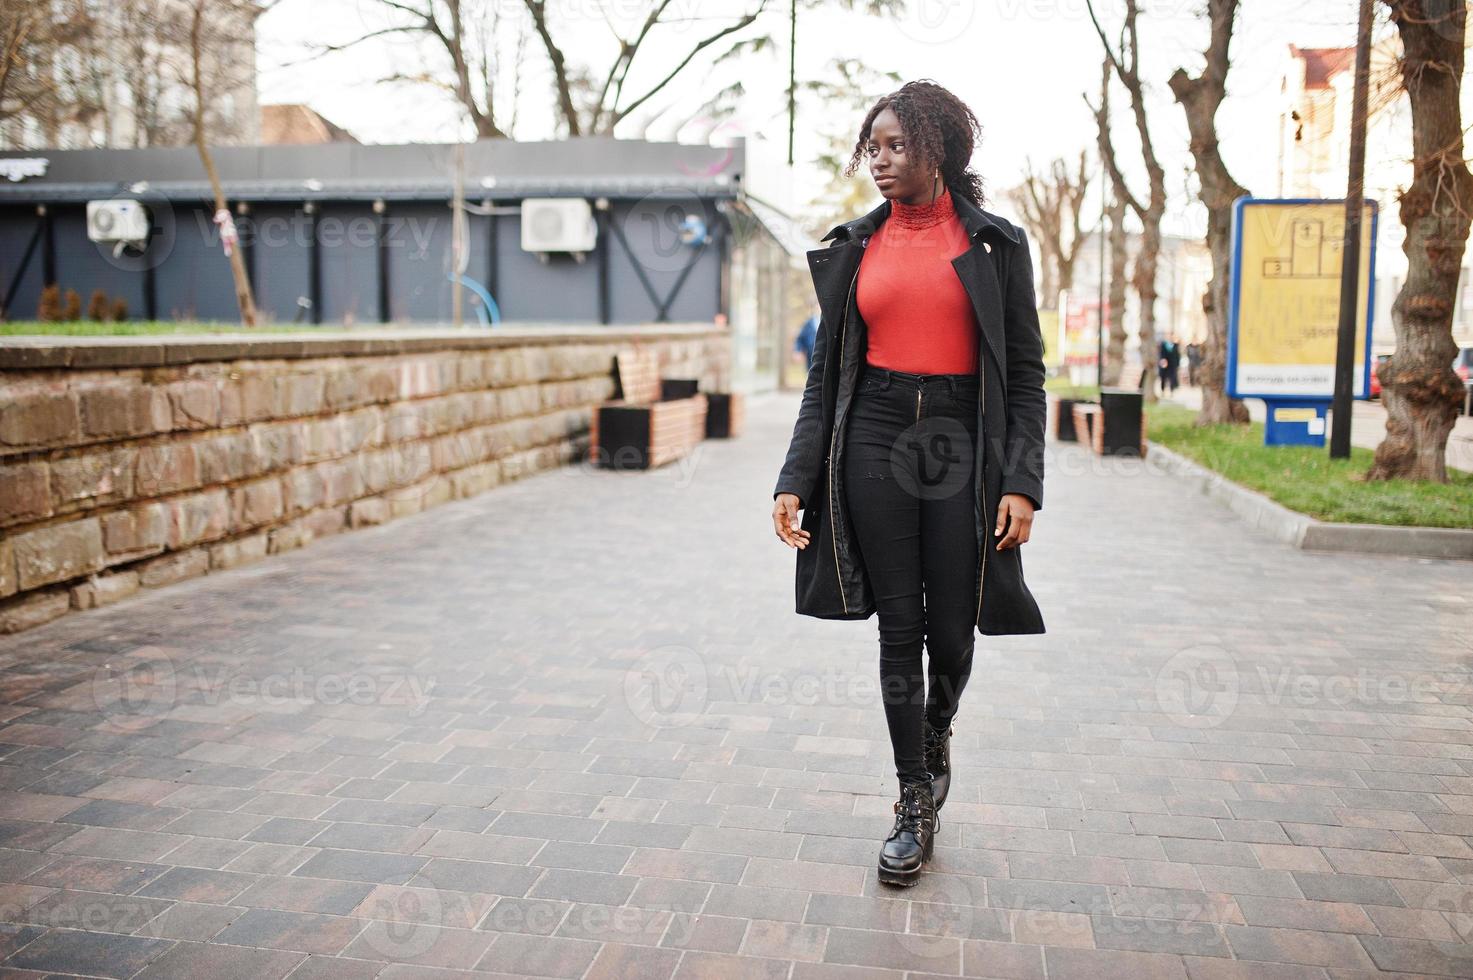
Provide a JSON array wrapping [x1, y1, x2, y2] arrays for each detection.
[[0, 392, 1469, 979]]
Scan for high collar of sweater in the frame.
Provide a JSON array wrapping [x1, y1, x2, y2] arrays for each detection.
[[889, 185, 955, 230]]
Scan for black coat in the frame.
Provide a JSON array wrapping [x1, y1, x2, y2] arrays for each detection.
[[773, 190, 1047, 636]]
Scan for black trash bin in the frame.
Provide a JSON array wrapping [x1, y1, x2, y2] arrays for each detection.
[[1099, 387, 1144, 457]]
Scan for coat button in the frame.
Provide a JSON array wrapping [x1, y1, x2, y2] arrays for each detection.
[[983, 242, 992, 253]]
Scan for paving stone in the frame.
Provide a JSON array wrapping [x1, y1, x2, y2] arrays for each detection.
[[133, 940, 305, 979], [214, 907, 365, 955], [8, 928, 174, 977]]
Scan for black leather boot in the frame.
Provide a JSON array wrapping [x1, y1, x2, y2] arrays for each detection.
[[923, 720, 954, 810], [877, 778, 939, 887]]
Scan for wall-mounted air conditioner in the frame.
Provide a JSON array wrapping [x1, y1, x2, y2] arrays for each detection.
[[86, 200, 150, 243], [520, 198, 596, 254]]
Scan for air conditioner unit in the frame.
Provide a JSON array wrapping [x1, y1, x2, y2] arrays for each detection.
[[87, 200, 150, 243], [520, 198, 596, 253]]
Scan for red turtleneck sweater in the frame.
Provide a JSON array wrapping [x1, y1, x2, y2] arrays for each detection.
[[856, 185, 979, 375]]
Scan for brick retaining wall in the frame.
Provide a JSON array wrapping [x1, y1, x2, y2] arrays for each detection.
[[0, 324, 729, 633]]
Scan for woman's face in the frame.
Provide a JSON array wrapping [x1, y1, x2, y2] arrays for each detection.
[[864, 107, 935, 206]]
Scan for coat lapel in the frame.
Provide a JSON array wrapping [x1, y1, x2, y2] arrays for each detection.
[[951, 242, 1007, 387]]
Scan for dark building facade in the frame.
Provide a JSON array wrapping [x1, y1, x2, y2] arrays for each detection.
[[0, 137, 780, 330]]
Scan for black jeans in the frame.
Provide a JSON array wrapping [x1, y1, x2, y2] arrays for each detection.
[[843, 363, 981, 787]]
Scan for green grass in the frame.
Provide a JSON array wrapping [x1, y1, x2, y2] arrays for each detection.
[[0, 320, 390, 336], [1044, 376, 1101, 401], [1143, 401, 1473, 529]]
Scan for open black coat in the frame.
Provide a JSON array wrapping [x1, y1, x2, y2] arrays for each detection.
[[773, 190, 1047, 636]]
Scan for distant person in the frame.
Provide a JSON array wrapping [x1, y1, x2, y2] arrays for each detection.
[[794, 306, 820, 370], [1185, 341, 1202, 387], [1158, 333, 1182, 395]]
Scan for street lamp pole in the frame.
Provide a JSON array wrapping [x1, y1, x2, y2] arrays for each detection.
[[1331, 0, 1375, 458]]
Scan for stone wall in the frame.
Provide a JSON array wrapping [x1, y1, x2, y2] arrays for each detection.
[[0, 324, 729, 633]]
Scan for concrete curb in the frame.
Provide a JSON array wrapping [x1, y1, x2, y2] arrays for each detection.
[[1144, 440, 1473, 561]]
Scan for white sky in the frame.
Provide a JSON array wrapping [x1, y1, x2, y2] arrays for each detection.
[[256, 1, 1387, 238]]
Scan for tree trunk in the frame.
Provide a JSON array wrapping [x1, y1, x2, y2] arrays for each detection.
[[1106, 194, 1129, 386], [1087, 0, 1166, 402], [1369, 0, 1472, 482], [1168, 0, 1250, 425], [190, 0, 255, 327], [1197, 203, 1248, 422], [1134, 222, 1161, 399]]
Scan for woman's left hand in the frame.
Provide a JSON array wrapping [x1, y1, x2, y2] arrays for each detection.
[[994, 494, 1034, 550]]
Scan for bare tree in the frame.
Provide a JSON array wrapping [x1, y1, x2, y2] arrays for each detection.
[[324, 1, 916, 140], [1087, 0, 1167, 400], [1086, 59, 1133, 387], [182, 0, 263, 326], [1010, 153, 1091, 311], [3, 0, 252, 149], [0, 1, 57, 137], [318, 1, 768, 138], [118, 0, 186, 147], [1369, 0, 1473, 482], [1168, 0, 1250, 426], [0, 2, 108, 146]]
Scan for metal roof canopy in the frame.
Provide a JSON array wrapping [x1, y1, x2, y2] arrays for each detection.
[[0, 136, 744, 204]]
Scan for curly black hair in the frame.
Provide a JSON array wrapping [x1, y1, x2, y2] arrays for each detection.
[[842, 79, 985, 208]]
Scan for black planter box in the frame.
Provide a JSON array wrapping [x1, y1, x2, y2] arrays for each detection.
[[660, 378, 701, 400], [704, 391, 745, 438], [1053, 397, 1094, 441]]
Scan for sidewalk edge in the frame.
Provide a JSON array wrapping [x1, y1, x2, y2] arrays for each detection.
[[1143, 440, 1473, 561]]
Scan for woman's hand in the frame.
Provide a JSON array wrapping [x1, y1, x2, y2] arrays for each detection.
[[772, 493, 811, 549], [994, 493, 1034, 550]]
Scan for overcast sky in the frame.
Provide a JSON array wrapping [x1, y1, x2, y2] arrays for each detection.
[[256, 1, 1394, 238]]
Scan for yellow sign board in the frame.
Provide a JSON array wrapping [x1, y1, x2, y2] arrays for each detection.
[[1228, 199, 1377, 398]]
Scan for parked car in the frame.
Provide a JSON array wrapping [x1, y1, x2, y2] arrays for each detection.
[[1368, 348, 1471, 401], [1370, 353, 1392, 399]]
